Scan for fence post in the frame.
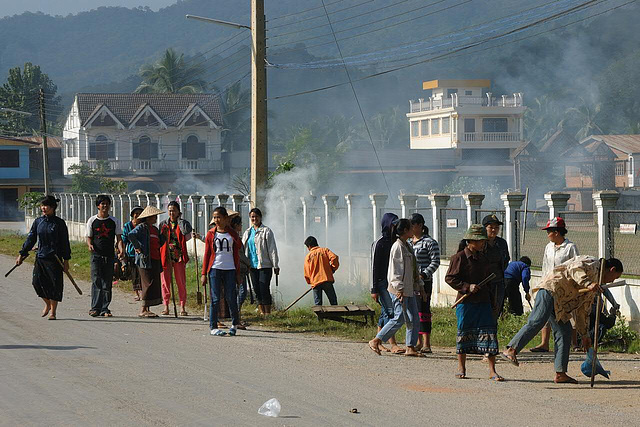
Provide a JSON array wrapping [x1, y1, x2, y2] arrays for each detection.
[[203, 195, 215, 228], [72, 194, 79, 224], [370, 194, 388, 241], [593, 190, 620, 259], [231, 194, 245, 217], [87, 194, 96, 222], [501, 191, 525, 261], [427, 194, 450, 305], [463, 193, 485, 228], [544, 191, 570, 219], [322, 194, 339, 246], [345, 193, 362, 283], [190, 194, 202, 236], [300, 195, 316, 240], [399, 194, 418, 218], [155, 193, 165, 210], [217, 194, 229, 210]]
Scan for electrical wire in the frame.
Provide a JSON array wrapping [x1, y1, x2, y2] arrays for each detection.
[[318, 0, 391, 194], [267, 0, 347, 23], [267, 0, 374, 31], [269, 0, 625, 100]]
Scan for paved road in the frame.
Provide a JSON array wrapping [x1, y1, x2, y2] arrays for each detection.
[[1, 254, 640, 426]]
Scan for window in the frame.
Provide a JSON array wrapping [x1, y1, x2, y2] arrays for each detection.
[[182, 135, 206, 160], [482, 118, 508, 133], [431, 118, 440, 134], [420, 120, 428, 136], [442, 117, 450, 134], [615, 161, 626, 176], [464, 118, 475, 133], [411, 121, 419, 137], [447, 89, 458, 97], [133, 135, 158, 160], [0, 150, 20, 167], [465, 90, 473, 95], [89, 135, 115, 160]]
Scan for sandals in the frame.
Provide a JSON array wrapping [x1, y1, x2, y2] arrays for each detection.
[[529, 347, 549, 353], [89, 310, 99, 317], [138, 312, 158, 318], [554, 376, 578, 384], [501, 352, 519, 367], [455, 372, 467, 379], [391, 348, 406, 354], [48, 314, 56, 320], [179, 311, 188, 316], [420, 347, 432, 354], [101, 312, 113, 317], [368, 341, 382, 355], [490, 375, 505, 382], [160, 309, 170, 316]]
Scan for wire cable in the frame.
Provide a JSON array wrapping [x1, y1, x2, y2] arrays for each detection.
[[267, 0, 374, 31]]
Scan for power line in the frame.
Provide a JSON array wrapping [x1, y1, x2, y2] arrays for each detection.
[[267, 0, 459, 49], [268, 0, 623, 100], [266, 0, 347, 22], [267, 0, 374, 31], [318, 0, 391, 194]]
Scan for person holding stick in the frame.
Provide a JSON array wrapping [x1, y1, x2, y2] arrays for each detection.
[[502, 256, 623, 384], [202, 207, 242, 336], [86, 195, 125, 318], [15, 195, 71, 320], [368, 219, 423, 357], [303, 236, 340, 306], [127, 206, 166, 318], [122, 206, 144, 301], [159, 201, 193, 316], [445, 225, 503, 381], [530, 217, 579, 352]]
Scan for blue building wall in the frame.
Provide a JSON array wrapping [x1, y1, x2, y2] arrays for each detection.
[[0, 146, 30, 179]]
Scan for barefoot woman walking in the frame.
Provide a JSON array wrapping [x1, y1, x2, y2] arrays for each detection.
[[15, 195, 71, 320]]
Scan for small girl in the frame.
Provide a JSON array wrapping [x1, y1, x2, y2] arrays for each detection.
[[201, 207, 242, 336]]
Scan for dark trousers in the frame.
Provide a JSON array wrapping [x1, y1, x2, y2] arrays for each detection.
[[209, 269, 239, 330], [505, 277, 524, 316], [419, 280, 432, 334], [312, 281, 338, 306], [250, 268, 273, 305], [90, 253, 114, 314]]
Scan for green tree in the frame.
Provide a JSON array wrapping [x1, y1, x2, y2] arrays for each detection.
[[565, 97, 604, 141], [68, 162, 127, 194], [367, 106, 407, 148], [523, 94, 566, 146], [220, 81, 250, 151], [0, 63, 61, 135], [135, 49, 207, 94]]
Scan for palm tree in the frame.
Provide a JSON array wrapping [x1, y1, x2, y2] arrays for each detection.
[[220, 81, 251, 150], [565, 97, 604, 141], [135, 49, 207, 94]]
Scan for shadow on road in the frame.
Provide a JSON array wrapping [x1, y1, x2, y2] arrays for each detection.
[[548, 379, 640, 389], [0, 344, 96, 350]]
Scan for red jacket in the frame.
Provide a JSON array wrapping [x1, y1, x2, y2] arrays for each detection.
[[201, 226, 242, 283], [159, 220, 190, 268]]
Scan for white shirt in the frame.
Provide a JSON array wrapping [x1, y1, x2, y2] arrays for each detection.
[[541, 238, 579, 278], [211, 231, 235, 270]]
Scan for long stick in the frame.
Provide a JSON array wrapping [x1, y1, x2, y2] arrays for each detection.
[[55, 256, 82, 295], [282, 287, 313, 313], [590, 258, 607, 388], [521, 187, 529, 246], [6, 253, 30, 277], [451, 273, 497, 309], [193, 235, 202, 305]]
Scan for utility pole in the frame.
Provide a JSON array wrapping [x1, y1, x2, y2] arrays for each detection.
[[39, 88, 51, 195], [250, 0, 268, 209]]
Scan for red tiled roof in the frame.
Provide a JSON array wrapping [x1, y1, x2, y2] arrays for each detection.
[[20, 136, 63, 149]]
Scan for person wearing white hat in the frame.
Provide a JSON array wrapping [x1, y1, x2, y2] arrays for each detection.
[[127, 205, 166, 317]]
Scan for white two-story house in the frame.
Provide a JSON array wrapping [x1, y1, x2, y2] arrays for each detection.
[[62, 93, 224, 192], [407, 79, 525, 183]]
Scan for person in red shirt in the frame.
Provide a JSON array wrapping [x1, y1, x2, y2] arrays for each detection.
[[303, 236, 339, 306]]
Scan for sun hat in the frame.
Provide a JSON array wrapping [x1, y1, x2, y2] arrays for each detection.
[[482, 214, 504, 227], [463, 224, 488, 241], [137, 205, 164, 220]]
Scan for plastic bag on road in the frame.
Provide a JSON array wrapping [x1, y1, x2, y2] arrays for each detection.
[[258, 398, 281, 417], [581, 348, 610, 379]]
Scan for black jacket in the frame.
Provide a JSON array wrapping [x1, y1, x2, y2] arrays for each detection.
[[370, 212, 398, 293]]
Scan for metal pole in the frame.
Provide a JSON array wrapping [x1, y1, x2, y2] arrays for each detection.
[[250, 0, 267, 209], [39, 88, 51, 195]]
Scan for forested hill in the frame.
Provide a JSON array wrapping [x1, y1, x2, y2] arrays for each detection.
[[2, 0, 640, 138]]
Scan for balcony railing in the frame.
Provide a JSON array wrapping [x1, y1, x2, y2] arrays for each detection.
[[461, 132, 522, 143], [84, 159, 223, 172], [409, 93, 523, 113]]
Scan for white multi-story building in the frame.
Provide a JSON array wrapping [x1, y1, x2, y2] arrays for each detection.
[[407, 79, 525, 180], [62, 93, 224, 191]]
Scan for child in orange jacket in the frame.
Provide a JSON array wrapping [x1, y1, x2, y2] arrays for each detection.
[[303, 236, 339, 306]]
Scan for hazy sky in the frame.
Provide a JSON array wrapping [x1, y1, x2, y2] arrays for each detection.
[[0, 0, 177, 18]]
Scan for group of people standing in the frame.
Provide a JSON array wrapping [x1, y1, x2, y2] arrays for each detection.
[[16, 195, 281, 338]]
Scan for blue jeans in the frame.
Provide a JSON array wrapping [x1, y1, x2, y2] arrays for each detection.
[[376, 293, 420, 347], [374, 280, 394, 328], [312, 281, 338, 306], [508, 289, 573, 372], [209, 269, 239, 330], [237, 279, 247, 308]]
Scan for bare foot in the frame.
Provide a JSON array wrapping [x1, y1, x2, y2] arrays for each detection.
[[48, 314, 56, 320], [368, 339, 382, 355], [41, 307, 50, 317], [404, 347, 421, 357], [554, 373, 578, 384], [391, 345, 406, 354], [379, 343, 392, 352]]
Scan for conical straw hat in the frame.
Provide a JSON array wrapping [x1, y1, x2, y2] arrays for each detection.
[[209, 209, 238, 225], [137, 205, 164, 220]]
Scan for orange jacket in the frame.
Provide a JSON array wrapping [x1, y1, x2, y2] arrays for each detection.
[[304, 246, 339, 287]]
